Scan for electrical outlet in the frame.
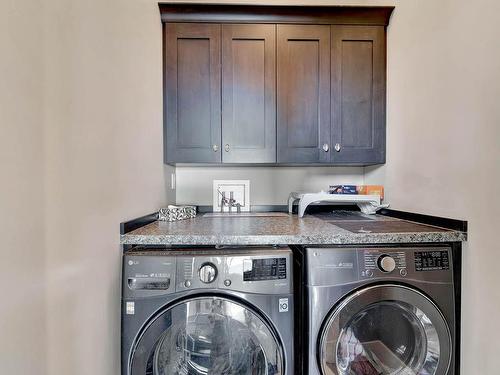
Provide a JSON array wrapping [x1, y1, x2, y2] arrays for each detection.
[[213, 180, 250, 212], [170, 173, 176, 190]]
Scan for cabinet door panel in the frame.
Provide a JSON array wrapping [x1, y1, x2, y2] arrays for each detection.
[[331, 26, 385, 164], [222, 24, 276, 163], [277, 25, 331, 163], [165, 23, 221, 163]]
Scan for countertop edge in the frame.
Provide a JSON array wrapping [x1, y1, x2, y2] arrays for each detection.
[[120, 231, 466, 246]]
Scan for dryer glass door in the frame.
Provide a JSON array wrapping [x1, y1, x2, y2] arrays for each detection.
[[319, 284, 451, 375], [130, 296, 283, 375]]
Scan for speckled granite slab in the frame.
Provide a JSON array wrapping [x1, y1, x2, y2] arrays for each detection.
[[120, 213, 466, 246]]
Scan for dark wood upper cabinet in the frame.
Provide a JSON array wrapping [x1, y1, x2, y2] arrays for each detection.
[[331, 26, 386, 164], [159, 4, 394, 26], [164, 23, 221, 163], [277, 25, 331, 163], [160, 5, 394, 165], [222, 24, 276, 163]]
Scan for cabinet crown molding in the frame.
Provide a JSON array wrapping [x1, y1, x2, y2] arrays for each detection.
[[159, 3, 394, 26]]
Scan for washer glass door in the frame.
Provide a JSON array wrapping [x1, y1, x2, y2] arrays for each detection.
[[130, 296, 283, 375], [319, 284, 451, 375]]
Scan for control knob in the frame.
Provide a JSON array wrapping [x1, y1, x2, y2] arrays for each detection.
[[199, 263, 217, 284], [378, 255, 396, 273]]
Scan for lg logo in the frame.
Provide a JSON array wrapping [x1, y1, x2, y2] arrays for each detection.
[[279, 298, 289, 313]]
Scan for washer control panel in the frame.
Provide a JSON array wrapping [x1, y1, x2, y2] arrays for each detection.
[[123, 248, 293, 297], [243, 258, 287, 281], [128, 278, 171, 291]]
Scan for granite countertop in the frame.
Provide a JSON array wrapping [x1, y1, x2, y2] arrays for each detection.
[[120, 212, 466, 246]]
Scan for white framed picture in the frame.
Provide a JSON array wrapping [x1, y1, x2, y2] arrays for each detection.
[[212, 180, 250, 212]]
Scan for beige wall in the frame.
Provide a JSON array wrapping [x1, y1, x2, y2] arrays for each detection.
[[0, 1, 47, 373], [365, 0, 500, 372], [176, 166, 364, 205], [42, 0, 171, 374], [2, 0, 499, 374]]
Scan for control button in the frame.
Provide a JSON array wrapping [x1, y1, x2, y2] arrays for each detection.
[[378, 255, 396, 273], [400, 268, 408, 277], [199, 263, 217, 284], [365, 269, 374, 277], [184, 280, 192, 288], [224, 279, 232, 287]]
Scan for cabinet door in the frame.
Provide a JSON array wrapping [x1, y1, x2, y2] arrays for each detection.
[[331, 26, 386, 164], [164, 23, 221, 163], [222, 25, 276, 163], [277, 25, 331, 163]]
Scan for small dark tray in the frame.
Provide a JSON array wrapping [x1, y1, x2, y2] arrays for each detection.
[[315, 211, 376, 221], [332, 220, 451, 234]]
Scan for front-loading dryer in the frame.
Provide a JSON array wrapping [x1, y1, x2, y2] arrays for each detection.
[[122, 247, 294, 375], [294, 246, 455, 375]]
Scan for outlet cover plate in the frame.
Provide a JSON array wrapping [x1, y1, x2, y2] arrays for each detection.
[[213, 180, 250, 212]]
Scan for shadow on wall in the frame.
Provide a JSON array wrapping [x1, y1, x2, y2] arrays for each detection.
[[174, 166, 366, 205]]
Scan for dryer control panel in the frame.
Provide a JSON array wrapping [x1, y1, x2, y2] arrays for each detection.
[[414, 250, 450, 271], [363, 249, 408, 277], [304, 246, 453, 286], [360, 248, 452, 280]]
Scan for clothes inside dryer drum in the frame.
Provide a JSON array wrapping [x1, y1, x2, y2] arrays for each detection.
[[319, 285, 450, 375], [335, 302, 434, 375], [149, 297, 283, 375]]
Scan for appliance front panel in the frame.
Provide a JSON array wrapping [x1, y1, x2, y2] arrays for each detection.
[[318, 284, 452, 375], [124, 248, 292, 297], [129, 296, 285, 375], [305, 246, 453, 286], [123, 254, 177, 299]]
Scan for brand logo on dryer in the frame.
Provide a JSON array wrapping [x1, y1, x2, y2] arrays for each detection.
[[279, 298, 289, 313], [329, 262, 354, 269]]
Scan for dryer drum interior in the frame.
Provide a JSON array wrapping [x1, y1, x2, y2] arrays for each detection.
[[130, 296, 284, 375], [319, 284, 452, 375]]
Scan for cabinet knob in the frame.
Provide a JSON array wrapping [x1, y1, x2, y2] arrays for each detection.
[[334, 143, 341, 152], [224, 144, 230, 152], [212, 144, 219, 152], [322, 143, 329, 152]]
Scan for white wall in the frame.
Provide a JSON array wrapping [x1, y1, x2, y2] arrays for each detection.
[[0, 1, 47, 373]]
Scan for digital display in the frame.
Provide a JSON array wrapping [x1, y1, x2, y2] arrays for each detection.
[[243, 258, 286, 281], [415, 251, 450, 271]]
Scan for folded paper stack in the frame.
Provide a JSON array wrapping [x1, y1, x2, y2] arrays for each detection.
[[329, 185, 384, 200]]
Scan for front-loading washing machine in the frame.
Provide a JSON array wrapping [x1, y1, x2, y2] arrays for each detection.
[[122, 247, 294, 375], [294, 245, 456, 375]]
